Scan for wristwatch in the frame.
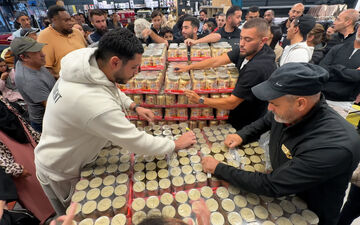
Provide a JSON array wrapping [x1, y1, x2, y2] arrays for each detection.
[[133, 104, 140, 111], [199, 97, 205, 104]]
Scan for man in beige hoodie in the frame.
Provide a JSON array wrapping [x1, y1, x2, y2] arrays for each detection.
[[35, 28, 196, 216]]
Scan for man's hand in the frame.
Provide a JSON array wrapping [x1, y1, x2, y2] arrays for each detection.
[[20, 168, 31, 178], [136, 107, 155, 122], [191, 199, 211, 225], [50, 203, 77, 225], [184, 90, 201, 104], [141, 28, 152, 39], [202, 156, 220, 174], [184, 38, 198, 46], [174, 64, 190, 73], [174, 131, 196, 150], [0, 200, 6, 220], [1, 72, 9, 80], [357, 67, 360, 71], [224, 134, 243, 148]]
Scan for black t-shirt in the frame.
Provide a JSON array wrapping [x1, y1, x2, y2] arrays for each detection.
[[216, 27, 240, 40], [226, 45, 277, 130], [170, 33, 206, 44]]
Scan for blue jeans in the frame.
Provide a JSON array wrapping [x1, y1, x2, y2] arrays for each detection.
[[30, 121, 42, 133]]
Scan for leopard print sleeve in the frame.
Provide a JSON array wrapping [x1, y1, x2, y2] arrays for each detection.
[[0, 142, 23, 177]]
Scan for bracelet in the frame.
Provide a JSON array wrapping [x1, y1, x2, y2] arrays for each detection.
[[133, 104, 140, 111]]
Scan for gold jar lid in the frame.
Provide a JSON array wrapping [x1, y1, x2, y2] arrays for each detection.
[[79, 218, 94, 225], [268, 202, 284, 217], [193, 163, 203, 172], [76, 180, 89, 191], [99, 149, 109, 157], [80, 167, 93, 178], [292, 196, 308, 210], [243, 165, 255, 172], [201, 147, 211, 155], [211, 146, 221, 154], [120, 155, 130, 163], [168, 75, 179, 82], [207, 75, 217, 80], [169, 158, 179, 167], [159, 178, 171, 189], [210, 212, 225, 225], [234, 195, 247, 208], [71, 191, 86, 203], [147, 208, 161, 217], [146, 171, 157, 181], [184, 174, 196, 184], [112, 196, 126, 209], [216, 187, 229, 199], [237, 149, 245, 157], [178, 203, 191, 217], [96, 157, 107, 166], [111, 214, 126, 225], [254, 147, 265, 154], [132, 211, 146, 225], [158, 169, 169, 179], [177, 150, 188, 157], [106, 164, 118, 174], [97, 198, 112, 212], [82, 200, 97, 215], [101, 186, 114, 198], [181, 165, 193, 175], [146, 162, 156, 171], [162, 205, 176, 218], [206, 198, 219, 212], [188, 189, 201, 201], [146, 180, 158, 191], [196, 172, 207, 182], [240, 157, 251, 165], [214, 154, 225, 162], [276, 217, 293, 225], [86, 188, 100, 201], [160, 192, 174, 205], [190, 155, 201, 164], [103, 175, 115, 186], [118, 163, 130, 173], [179, 157, 190, 166], [188, 148, 198, 155], [302, 209, 319, 224], [260, 195, 274, 203], [227, 212, 242, 225], [254, 205, 269, 220], [250, 155, 261, 164], [93, 166, 106, 176], [66, 203, 81, 215], [244, 148, 255, 155], [114, 184, 128, 196], [146, 196, 160, 209], [156, 160, 167, 169], [116, 174, 129, 184], [280, 199, 296, 214], [222, 199, 235, 212], [175, 191, 188, 203], [240, 208, 256, 223], [170, 167, 181, 177], [133, 182, 145, 193], [108, 156, 119, 164], [134, 172, 145, 182], [246, 193, 260, 205], [228, 185, 240, 195], [132, 198, 146, 211], [134, 163, 145, 172], [254, 164, 265, 173], [201, 186, 213, 198]]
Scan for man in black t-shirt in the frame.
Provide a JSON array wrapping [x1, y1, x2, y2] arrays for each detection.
[[176, 18, 277, 130], [184, 6, 242, 46]]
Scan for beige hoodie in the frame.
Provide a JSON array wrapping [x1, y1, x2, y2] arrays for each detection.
[[35, 47, 175, 181]]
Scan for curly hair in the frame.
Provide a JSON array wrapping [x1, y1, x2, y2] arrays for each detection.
[[95, 28, 144, 64]]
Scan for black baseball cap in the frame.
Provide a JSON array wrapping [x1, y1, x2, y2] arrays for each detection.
[[294, 14, 316, 36], [15, 12, 28, 21], [251, 63, 329, 101]]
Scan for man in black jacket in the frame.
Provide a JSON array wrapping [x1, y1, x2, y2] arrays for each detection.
[[319, 23, 360, 117], [202, 63, 360, 225], [176, 18, 277, 130]]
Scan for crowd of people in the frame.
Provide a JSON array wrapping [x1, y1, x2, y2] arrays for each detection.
[[0, 2, 360, 225]]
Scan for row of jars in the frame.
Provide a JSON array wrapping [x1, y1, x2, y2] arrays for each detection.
[[129, 93, 230, 106], [141, 49, 166, 67], [168, 43, 187, 58], [132, 120, 227, 129], [165, 73, 239, 91], [211, 42, 232, 57], [119, 72, 163, 90]]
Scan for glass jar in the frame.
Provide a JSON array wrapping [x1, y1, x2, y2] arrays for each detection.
[[177, 108, 188, 118], [165, 95, 176, 105], [152, 108, 163, 117], [229, 74, 239, 88], [218, 74, 230, 89], [202, 108, 213, 117], [135, 75, 147, 89], [216, 109, 229, 118], [178, 44, 188, 58], [193, 75, 205, 90], [179, 75, 191, 90], [145, 95, 156, 105], [166, 75, 179, 90], [178, 95, 188, 104], [147, 75, 158, 90], [133, 95, 143, 104], [165, 108, 177, 118], [191, 108, 202, 118], [156, 94, 166, 105], [198, 121, 207, 129], [206, 75, 217, 90], [142, 51, 152, 67]]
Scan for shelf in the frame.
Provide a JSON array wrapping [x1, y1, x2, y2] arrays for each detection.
[[140, 103, 208, 108]]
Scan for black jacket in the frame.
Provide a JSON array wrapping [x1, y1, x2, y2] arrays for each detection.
[[0, 168, 17, 202], [227, 44, 277, 130], [320, 41, 360, 101], [214, 96, 360, 225], [324, 24, 358, 55]]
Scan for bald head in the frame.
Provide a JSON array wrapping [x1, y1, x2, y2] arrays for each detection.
[[289, 3, 305, 21], [334, 9, 359, 34]]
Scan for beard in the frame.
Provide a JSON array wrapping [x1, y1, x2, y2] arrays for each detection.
[[239, 47, 258, 57], [356, 34, 360, 42], [97, 28, 108, 35], [183, 33, 194, 39], [113, 67, 132, 84], [62, 28, 73, 35], [272, 111, 295, 124]]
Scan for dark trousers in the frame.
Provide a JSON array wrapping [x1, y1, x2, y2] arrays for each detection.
[[30, 121, 42, 133], [337, 184, 360, 225]]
